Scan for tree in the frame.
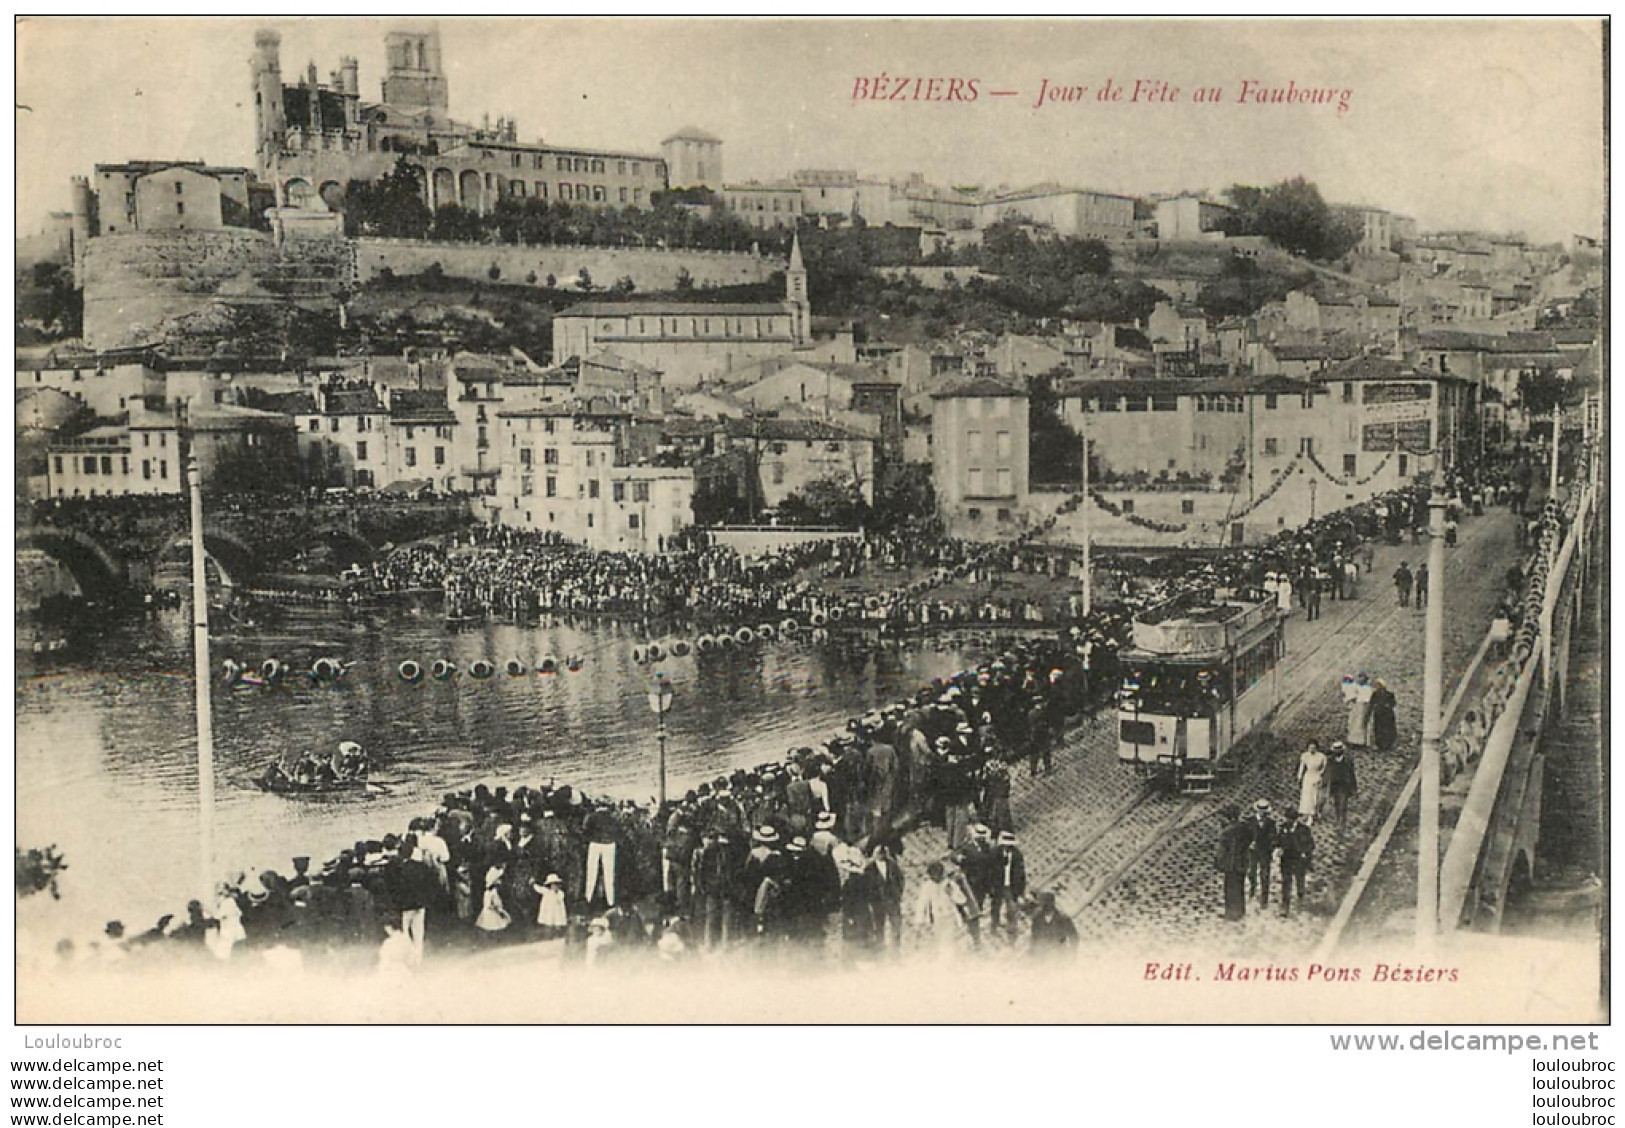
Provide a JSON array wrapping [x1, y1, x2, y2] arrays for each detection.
[[870, 462, 935, 532], [1516, 365, 1570, 418], [342, 158, 432, 239], [1028, 366, 1083, 485], [1224, 177, 1361, 261], [575, 267, 596, 292], [15, 845, 67, 901], [780, 475, 869, 528]]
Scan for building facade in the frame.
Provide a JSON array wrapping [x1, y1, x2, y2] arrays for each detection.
[[930, 378, 1030, 539]]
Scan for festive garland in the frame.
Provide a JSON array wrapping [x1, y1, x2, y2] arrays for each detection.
[[1222, 451, 1303, 522], [1087, 490, 1188, 534], [1306, 447, 1394, 488]]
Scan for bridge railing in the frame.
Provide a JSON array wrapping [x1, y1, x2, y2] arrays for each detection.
[[1438, 475, 1597, 930]]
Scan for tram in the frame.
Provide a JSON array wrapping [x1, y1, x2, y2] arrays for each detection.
[[1116, 591, 1285, 794]]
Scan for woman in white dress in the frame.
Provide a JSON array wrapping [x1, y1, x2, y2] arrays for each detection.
[[1297, 740, 1328, 825], [532, 872, 569, 940], [911, 861, 966, 962], [475, 865, 512, 936], [1346, 672, 1373, 747]]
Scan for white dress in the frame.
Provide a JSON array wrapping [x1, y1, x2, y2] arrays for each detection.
[[1298, 748, 1328, 822]]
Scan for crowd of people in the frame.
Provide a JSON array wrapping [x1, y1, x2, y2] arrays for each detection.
[[81, 638, 1091, 972]]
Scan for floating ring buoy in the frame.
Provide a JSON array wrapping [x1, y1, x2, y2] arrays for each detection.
[[810, 612, 827, 627], [697, 634, 716, 653], [470, 659, 495, 680], [735, 628, 755, 645], [780, 619, 798, 634], [261, 658, 283, 681], [313, 657, 341, 680], [718, 632, 736, 649], [565, 655, 584, 672], [399, 660, 424, 684], [432, 659, 457, 681], [757, 624, 776, 641], [864, 596, 881, 611], [631, 647, 648, 665], [647, 643, 666, 662], [506, 659, 528, 677], [830, 607, 845, 622], [671, 639, 692, 657], [540, 655, 560, 674]]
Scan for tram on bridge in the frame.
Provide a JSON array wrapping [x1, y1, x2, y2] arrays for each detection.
[[1116, 591, 1285, 794]]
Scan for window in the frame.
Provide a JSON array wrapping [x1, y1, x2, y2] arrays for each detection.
[[1301, 393, 1315, 409], [1181, 499, 1195, 515], [1095, 397, 1120, 413], [997, 508, 1012, 522], [519, 448, 533, 468], [405, 448, 417, 468], [1152, 394, 1179, 412], [559, 184, 571, 201], [633, 482, 650, 503], [331, 418, 340, 433], [1300, 437, 1314, 454], [993, 397, 1011, 418], [996, 431, 1012, 458], [100, 456, 113, 475], [593, 185, 606, 202], [618, 160, 627, 175], [1125, 396, 1148, 412], [536, 182, 547, 199], [521, 475, 533, 496], [772, 464, 786, 485], [84, 456, 97, 475], [160, 460, 168, 480], [141, 460, 150, 480], [176, 201, 185, 216], [558, 157, 570, 171], [613, 482, 625, 502], [1265, 394, 1278, 410], [53, 456, 63, 475], [544, 448, 559, 464], [996, 467, 1013, 495], [588, 479, 600, 499], [967, 429, 981, 456], [619, 187, 628, 203], [1264, 437, 1279, 456], [629, 513, 640, 529], [967, 507, 982, 522], [1342, 382, 1354, 404], [546, 477, 557, 497], [1398, 454, 1409, 477], [1121, 499, 1135, 514], [967, 467, 985, 495], [1343, 454, 1357, 475], [307, 418, 319, 433], [175, 182, 184, 194], [356, 441, 368, 462]]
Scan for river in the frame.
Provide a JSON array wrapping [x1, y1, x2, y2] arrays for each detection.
[[16, 605, 977, 941]]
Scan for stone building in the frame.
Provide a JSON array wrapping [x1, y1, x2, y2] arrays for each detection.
[[88, 162, 253, 235], [249, 27, 710, 216], [930, 377, 1030, 539]]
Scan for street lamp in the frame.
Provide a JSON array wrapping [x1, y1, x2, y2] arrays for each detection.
[[647, 673, 675, 808]]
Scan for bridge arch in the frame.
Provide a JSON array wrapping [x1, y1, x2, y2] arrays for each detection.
[[16, 529, 127, 601], [152, 528, 259, 590], [295, 524, 377, 569]]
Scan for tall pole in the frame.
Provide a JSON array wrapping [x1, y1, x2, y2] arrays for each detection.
[[657, 708, 667, 810], [1549, 405, 1562, 503], [186, 454, 216, 901], [1417, 487, 1446, 951], [1080, 406, 1091, 616]]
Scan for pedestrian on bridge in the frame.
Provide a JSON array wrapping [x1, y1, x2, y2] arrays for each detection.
[[1297, 740, 1328, 824], [1370, 679, 1398, 752], [1415, 562, 1429, 610], [1393, 562, 1413, 607], [1325, 742, 1358, 825], [1246, 799, 1277, 907]]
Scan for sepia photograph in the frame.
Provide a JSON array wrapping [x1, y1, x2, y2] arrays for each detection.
[[12, 16, 1607, 1026]]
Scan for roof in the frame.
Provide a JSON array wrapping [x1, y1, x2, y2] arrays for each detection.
[[262, 391, 318, 415], [324, 387, 385, 415], [1061, 373, 1315, 399], [931, 377, 1027, 400], [663, 125, 721, 144], [1316, 355, 1429, 384], [1266, 342, 1365, 362], [389, 389, 457, 423], [95, 159, 249, 178], [723, 416, 872, 443], [559, 301, 790, 318]]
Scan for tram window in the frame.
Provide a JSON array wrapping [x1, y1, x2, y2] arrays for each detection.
[[1121, 719, 1156, 746]]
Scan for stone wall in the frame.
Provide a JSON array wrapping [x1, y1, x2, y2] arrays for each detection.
[[81, 231, 348, 350], [709, 527, 860, 557], [354, 238, 779, 291]]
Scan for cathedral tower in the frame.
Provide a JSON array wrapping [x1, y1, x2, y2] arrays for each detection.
[[382, 28, 448, 113], [251, 29, 286, 167], [786, 232, 810, 345]]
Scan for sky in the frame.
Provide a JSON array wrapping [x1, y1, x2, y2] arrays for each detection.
[[15, 17, 1606, 244]]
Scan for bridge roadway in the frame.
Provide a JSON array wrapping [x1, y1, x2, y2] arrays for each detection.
[[896, 504, 1519, 957]]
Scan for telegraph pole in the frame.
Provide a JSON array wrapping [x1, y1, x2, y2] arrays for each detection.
[[1417, 487, 1446, 950], [1080, 406, 1092, 616], [186, 453, 217, 901], [1549, 405, 1562, 503]]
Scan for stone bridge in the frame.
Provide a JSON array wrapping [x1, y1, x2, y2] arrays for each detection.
[[1438, 475, 1602, 935], [18, 495, 478, 600]]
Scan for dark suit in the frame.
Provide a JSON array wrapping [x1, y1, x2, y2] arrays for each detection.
[[1246, 812, 1277, 905], [1215, 818, 1253, 921], [1277, 822, 1314, 916], [866, 851, 906, 951], [989, 845, 1028, 932]]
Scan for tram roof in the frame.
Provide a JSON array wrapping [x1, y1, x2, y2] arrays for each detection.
[[1126, 593, 1279, 659]]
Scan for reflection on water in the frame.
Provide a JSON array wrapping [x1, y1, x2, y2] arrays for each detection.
[[17, 607, 975, 938]]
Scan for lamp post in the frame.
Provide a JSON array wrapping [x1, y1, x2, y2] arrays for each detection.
[[1080, 405, 1092, 616], [185, 454, 216, 901], [647, 673, 675, 809]]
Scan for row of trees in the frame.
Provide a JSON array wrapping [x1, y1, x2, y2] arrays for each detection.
[[1221, 177, 1362, 262], [342, 160, 786, 255]]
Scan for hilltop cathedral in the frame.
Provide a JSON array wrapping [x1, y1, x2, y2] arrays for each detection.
[[251, 26, 723, 215]]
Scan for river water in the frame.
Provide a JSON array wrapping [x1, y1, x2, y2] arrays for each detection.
[[16, 606, 975, 940]]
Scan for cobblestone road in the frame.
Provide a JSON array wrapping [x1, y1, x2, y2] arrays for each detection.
[[896, 506, 1520, 959]]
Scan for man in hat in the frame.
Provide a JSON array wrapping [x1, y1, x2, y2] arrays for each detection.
[[1245, 799, 1278, 907], [810, 810, 841, 857], [1277, 810, 1314, 918], [866, 841, 906, 953], [1028, 892, 1078, 957], [1215, 805, 1252, 922], [989, 830, 1028, 936], [690, 828, 735, 950], [742, 826, 785, 944]]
